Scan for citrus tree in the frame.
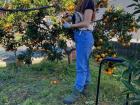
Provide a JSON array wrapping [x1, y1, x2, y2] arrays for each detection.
[[93, 6, 139, 74], [119, 0, 140, 104], [0, 0, 79, 64], [121, 59, 140, 105], [0, 0, 49, 51], [0, 1, 140, 103], [0, 0, 139, 63]]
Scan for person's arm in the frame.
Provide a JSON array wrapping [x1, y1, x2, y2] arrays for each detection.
[[71, 9, 94, 28]]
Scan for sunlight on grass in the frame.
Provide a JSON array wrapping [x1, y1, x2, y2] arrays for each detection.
[[0, 60, 6, 67]]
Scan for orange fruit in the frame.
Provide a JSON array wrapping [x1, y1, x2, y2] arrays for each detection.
[[95, 58, 99, 62], [114, 18, 117, 21], [51, 80, 59, 84], [66, 4, 75, 12], [106, 71, 113, 75], [99, 39, 103, 43], [110, 31, 115, 37], [112, 54, 117, 58], [127, 42, 131, 46], [96, 46, 102, 50], [96, 55, 101, 58], [106, 7, 113, 13], [3, 23, 13, 32], [104, 68, 113, 75], [98, 58, 103, 62], [103, 19, 108, 23], [124, 42, 131, 47], [122, 43, 126, 47], [132, 27, 137, 32], [128, 29, 132, 32], [113, 67, 117, 71], [101, 53, 106, 58], [53, 81, 57, 84], [105, 53, 108, 56]]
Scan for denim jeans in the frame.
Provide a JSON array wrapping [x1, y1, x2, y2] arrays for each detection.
[[74, 30, 94, 92]]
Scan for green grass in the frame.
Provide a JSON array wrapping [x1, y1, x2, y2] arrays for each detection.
[[0, 58, 126, 105]]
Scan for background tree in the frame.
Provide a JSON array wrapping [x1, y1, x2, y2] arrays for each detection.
[[128, 0, 140, 22]]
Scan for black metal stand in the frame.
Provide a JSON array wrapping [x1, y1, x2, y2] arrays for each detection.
[[95, 57, 125, 105], [125, 73, 132, 105], [95, 61, 103, 105]]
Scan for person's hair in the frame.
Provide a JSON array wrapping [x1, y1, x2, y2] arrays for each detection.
[[75, 0, 95, 13]]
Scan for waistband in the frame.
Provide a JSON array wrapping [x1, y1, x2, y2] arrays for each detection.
[[74, 29, 92, 33], [74, 29, 93, 36]]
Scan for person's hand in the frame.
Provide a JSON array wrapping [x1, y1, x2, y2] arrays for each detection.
[[63, 11, 71, 18], [63, 22, 72, 29]]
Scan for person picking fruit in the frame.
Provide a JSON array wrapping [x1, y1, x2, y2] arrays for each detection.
[[63, 0, 96, 104]]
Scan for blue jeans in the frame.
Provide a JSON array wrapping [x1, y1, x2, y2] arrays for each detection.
[[74, 30, 94, 92]]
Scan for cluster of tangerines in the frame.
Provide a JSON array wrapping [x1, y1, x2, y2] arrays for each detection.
[[95, 50, 117, 63], [117, 35, 131, 47], [3, 23, 13, 32], [102, 7, 138, 47], [103, 62, 117, 75], [93, 22, 117, 63], [65, 2, 75, 12], [0, 22, 17, 51], [2, 2, 13, 9], [60, 2, 75, 24], [96, 0, 109, 8]]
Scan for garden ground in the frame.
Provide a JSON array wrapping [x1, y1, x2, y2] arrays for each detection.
[[0, 58, 126, 105]]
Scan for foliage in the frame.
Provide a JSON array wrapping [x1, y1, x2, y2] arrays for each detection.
[[114, 1, 140, 104], [0, 0, 67, 61], [0, 0, 50, 51], [121, 59, 140, 105], [0, 0, 139, 63], [93, 7, 138, 62], [16, 48, 32, 65], [0, 0, 109, 61], [22, 10, 67, 61], [128, 0, 140, 22]]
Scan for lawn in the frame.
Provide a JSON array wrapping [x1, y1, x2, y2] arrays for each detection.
[[0, 58, 126, 105]]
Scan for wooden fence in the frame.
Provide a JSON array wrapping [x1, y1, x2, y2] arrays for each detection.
[[111, 41, 140, 59]]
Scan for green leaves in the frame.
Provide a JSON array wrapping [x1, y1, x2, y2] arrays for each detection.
[[128, 0, 140, 22], [133, 0, 139, 2], [133, 10, 140, 14], [128, 3, 138, 8], [122, 69, 131, 79], [0, 0, 75, 61], [133, 79, 140, 87], [6, 14, 15, 23], [122, 79, 136, 93], [121, 59, 140, 104], [129, 96, 140, 105]]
